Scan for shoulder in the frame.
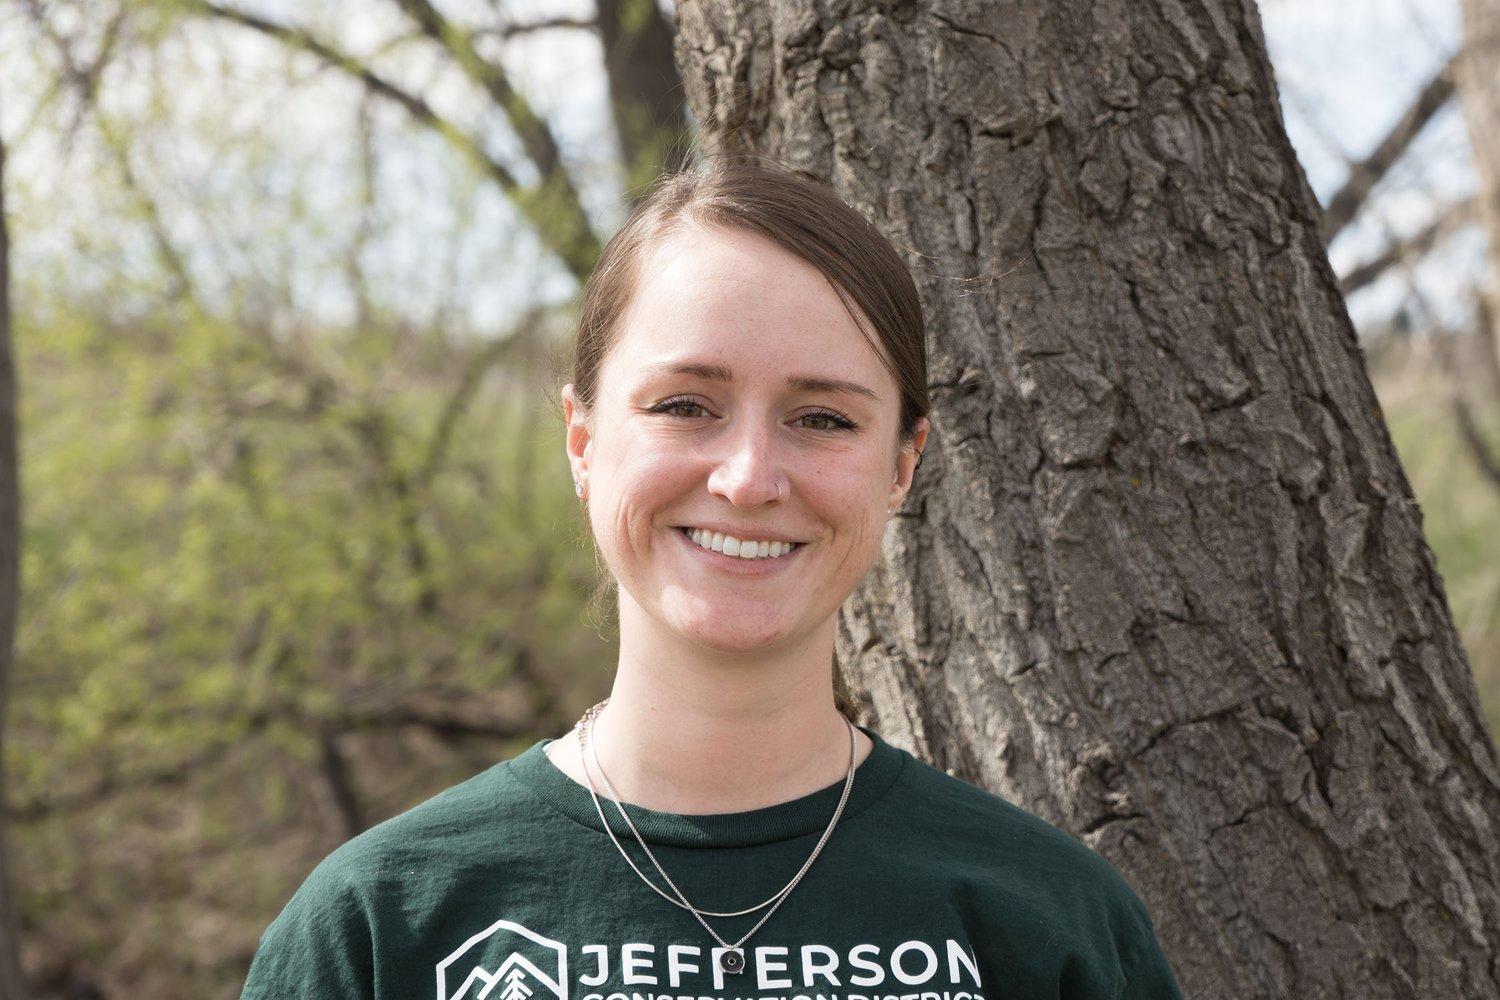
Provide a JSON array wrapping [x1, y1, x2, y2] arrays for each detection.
[[882, 749, 1176, 989], [243, 760, 518, 996], [265, 756, 516, 929], [891, 749, 1097, 858], [313, 757, 517, 890], [888, 748, 1158, 926], [242, 827, 375, 998]]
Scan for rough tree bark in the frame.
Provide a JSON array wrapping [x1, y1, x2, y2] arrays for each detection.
[[673, 2, 1500, 997]]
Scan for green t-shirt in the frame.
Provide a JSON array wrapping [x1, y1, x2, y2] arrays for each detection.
[[241, 725, 1183, 1000]]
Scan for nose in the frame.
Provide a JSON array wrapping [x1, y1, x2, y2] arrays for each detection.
[[705, 417, 783, 507]]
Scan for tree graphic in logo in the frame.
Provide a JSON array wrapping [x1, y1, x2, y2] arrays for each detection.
[[436, 918, 568, 1000], [501, 966, 532, 1000]]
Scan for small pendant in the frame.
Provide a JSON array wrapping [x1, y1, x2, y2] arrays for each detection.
[[719, 948, 746, 974]]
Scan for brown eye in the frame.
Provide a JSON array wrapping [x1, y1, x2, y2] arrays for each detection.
[[650, 397, 709, 418], [799, 409, 857, 432]]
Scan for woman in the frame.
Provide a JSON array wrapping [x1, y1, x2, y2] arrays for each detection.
[[241, 156, 1184, 1000]]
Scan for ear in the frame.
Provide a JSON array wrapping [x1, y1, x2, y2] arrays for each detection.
[[888, 416, 930, 512], [562, 383, 593, 496]]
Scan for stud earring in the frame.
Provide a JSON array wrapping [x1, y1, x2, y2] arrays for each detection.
[[574, 481, 584, 497]]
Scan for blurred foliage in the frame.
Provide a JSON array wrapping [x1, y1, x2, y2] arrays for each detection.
[[8, 287, 615, 997], [0, 0, 635, 991]]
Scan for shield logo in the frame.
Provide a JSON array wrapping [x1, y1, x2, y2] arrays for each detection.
[[436, 918, 568, 1000]]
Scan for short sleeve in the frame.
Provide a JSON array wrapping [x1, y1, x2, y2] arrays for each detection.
[[240, 855, 375, 1000], [1120, 933, 1183, 999], [1117, 885, 1183, 1000]]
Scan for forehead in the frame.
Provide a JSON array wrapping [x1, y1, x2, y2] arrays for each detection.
[[606, 223, 890, 381]]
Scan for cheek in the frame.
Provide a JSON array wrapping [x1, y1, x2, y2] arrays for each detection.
[[589, 441, 683, 553], [801, 453, 891, 561], [592, 483, 646, 552], [611, 423, 701, 478], [806, 447, 891, 511]]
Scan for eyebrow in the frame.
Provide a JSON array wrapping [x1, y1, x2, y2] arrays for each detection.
[[642, 361, 880, 401]]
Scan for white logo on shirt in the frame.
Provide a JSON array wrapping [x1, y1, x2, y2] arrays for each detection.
[[437, 918, 569, 1000], [437, 922, 985, 1000]]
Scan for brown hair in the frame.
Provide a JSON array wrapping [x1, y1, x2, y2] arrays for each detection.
[[562, 152, 930, 716]]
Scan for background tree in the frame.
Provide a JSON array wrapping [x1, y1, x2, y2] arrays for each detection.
[[672, 1, 1500, 996], [0, 93, 32, 1000], [1453, 0, 1500, 495]]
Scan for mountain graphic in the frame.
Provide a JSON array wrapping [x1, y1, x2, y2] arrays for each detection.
[[436, 918, 568, 1000], [449, 951, 552, 1000]]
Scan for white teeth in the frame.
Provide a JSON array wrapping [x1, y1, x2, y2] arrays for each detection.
[[685, 528, 797, 560]]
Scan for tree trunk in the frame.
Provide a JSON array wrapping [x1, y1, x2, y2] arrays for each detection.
[[1456, 0, 1500, 439], [596, 0, 696, 197], [0, 109, 30, 999], [674, 3, 1500, 997], [1458, 0, 1500, 302]]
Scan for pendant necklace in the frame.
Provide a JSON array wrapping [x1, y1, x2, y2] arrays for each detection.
[[574, 698, 857, 975]]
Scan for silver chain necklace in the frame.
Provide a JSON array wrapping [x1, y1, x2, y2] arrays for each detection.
[[573, 698, 858, 975]]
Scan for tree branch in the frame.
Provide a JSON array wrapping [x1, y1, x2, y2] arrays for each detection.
[[316, 731, 366, 839], [477, 16, 598, 41], [1321, 53, 1456, 244], [175, 0, 598, 280], [415, 307, 547, 490], [2, 698, 535, 822], [387, 0, 598, 276], [1339, 196, 1474, 297]]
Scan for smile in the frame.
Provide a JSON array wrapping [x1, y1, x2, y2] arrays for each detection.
[[677, 526, 803, 560]]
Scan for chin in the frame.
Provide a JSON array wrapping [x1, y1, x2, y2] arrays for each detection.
[[666, 602, 798, 652]]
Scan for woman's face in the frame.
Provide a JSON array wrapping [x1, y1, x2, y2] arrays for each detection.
[[563, 223, 928, 656]]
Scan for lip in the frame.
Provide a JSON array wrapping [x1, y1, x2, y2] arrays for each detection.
[[673, 526, 806, 574]]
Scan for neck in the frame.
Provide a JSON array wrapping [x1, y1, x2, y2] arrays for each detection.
[[546, 594, 872, 815]]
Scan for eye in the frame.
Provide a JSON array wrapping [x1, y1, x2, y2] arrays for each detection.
[[649, 396, 710, 418], [647, 397, 857, 432], [799, 409, 858, 432]]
